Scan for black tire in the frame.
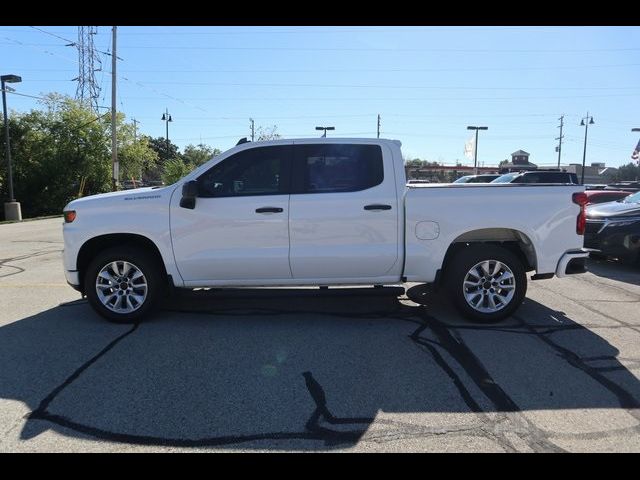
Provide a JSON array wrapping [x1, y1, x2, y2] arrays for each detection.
[[84, 245, 163, 323], [444, 245, 527, 323]]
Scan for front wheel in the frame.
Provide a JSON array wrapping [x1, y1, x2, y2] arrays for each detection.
[[84, 246, 162, 323], [445, 245, 527, 323]]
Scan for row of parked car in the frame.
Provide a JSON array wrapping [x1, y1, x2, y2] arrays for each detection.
[[452, 170, 580, 186], [410, 171, 640, 265]]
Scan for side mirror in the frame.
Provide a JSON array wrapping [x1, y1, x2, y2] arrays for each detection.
[[180, 180, 198, 209]]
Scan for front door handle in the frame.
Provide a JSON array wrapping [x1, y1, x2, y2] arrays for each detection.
[[256, 207, 284, 214], [364, 204, 392, 211]]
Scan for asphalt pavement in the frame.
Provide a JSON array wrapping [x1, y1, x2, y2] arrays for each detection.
[[1, 218, 639, 452]]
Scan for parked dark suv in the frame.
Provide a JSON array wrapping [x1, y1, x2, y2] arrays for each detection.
[[491, 170, 579, 184], [585, 190, 640, 264]]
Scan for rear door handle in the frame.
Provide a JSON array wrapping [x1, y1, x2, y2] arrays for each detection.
[[364, 204, 392, 211], [255, 207, 284, 213]]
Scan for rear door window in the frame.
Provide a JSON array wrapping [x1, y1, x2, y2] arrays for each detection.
[[292, 144, 384, 194]]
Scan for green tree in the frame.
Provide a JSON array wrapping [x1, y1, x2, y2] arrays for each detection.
[[162, 158, 191, 185], [119, 137, 159, 183], [1, 94, 112, 218], [160, 143, 222, 185], [404, 158, 425, 168], [0, 93, 160, 219], [146, 135, 181, 162], [142, 135, 181, 182], [182, 143, 220, 169], [614, 162, 640, 182]]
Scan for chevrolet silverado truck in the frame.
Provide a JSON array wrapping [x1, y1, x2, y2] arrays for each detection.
[[62, 138, 590, 323]]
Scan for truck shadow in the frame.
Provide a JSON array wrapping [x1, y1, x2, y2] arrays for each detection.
[[586, 257, 640, 287], [1, 286, 639, 450]]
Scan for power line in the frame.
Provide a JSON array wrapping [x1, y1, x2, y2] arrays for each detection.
[[4, 26, 631, 35], [9, 41, 638, 53], [28, 26, 75, 45], [118, 93, 640, 101], [134, 81, 640, 90], [2, 89, 109, 109], [104, 45, 640, 53], [1, 36, 78, 65], [13, 62, 637, 74], [23, 27, 121, 59], [15, 79, 640, 91]]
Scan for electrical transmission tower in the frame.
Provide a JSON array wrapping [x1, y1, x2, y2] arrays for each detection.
[[74, 26, 102, 113]]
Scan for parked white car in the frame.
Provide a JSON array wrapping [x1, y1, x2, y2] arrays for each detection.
[[62, 138, 589, 323]]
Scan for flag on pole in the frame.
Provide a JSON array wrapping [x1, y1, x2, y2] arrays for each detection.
[[632, 137, 640, 163], [464, 134, 475, 160]]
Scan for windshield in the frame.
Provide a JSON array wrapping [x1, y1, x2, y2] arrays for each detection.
[[622, 191, 640, 203], [491, 173, 519, 183], [469, 175, 498, 183], [453, 176, 472, 183]]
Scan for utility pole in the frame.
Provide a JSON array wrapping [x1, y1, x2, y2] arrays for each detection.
[[250, 118, 255, 142], [111, 26, 118, 191], [467, 126, 488, 175], [555, 115, 564, 168], [377, 114, 381, 139], [132, 117, 139, 142]]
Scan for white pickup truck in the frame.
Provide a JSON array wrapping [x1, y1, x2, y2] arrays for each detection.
[[62, 138, 589, 323]]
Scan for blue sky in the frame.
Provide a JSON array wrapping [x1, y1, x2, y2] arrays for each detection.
[[1, 25, 639, 168]]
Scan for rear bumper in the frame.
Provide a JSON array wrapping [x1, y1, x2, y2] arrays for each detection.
[[555, 249, 590, 278]]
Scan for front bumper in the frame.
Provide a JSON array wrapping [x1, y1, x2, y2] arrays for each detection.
[[555, 249, 590, 278], [64, 269, 81, 291], [584, 219, 640, 259]]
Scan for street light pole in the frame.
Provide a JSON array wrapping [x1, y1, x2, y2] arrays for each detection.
[[111, 26, 118, 191], [315, 126, 335, 137], [161, 109, 172, 159], [580, 112, 595, 185], [2, 74, 22, 221], [467, 126, 488, 175]]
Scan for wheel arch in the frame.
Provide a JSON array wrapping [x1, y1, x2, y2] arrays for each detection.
[[77, 233, 169, 293], [436, 228, 537, 287]]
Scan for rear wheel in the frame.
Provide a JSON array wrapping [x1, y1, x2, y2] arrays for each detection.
[[84, 246, 162, 323], [445, 245, 527, 323]]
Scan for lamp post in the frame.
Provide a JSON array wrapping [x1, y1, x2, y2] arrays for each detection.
[[161, 109, 172, 160], [2, 74, 22, 221], [466, 126, 488, 175], [315, 126, 335, 137], [579, 113, 595, 185]]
